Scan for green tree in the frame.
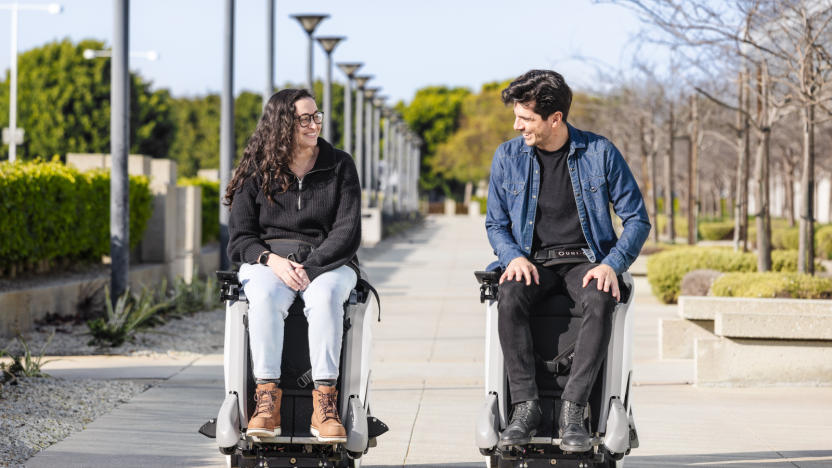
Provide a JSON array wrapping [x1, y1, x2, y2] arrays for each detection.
[[168, 94, 220, 176], [0, 39, 174, 160], [432, 82, 515, 202], [395, 85, 471, 194]]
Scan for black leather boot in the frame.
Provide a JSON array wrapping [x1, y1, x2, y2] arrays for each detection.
[[498, 399, 542, 447], [558, 399, 592, 452]]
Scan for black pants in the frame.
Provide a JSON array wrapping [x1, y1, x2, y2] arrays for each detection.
[[497, 261, 616, 405]]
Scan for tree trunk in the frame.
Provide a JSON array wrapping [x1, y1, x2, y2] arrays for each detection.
[[666, 102, 676, 243], [785, 153, 796, 227], [754, 63, 772, 272], [463, 181, 473, 205], [687, 96, 699, 245], [646, 123, 659, 243], [799, 102, 816, 274], [734, 71, 750, 252]]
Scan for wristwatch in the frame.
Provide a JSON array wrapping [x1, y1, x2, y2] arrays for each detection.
[[257, 250, 271, 266]]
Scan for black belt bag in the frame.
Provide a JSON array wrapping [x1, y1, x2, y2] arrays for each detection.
[[532, 244, 589, 267], [266, 239, 315, 263]]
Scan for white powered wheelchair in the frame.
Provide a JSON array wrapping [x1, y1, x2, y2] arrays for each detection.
[[474, 269, 639, 468], [200, 268, 387, 468]]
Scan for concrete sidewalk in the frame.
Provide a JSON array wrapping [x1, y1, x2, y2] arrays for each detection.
[[25, 215, 832, 467]]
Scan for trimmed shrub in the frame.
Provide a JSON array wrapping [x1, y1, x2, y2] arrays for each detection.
[[816, 225, 832, 259], [698, 221, 734, 240], [647, 247, 757, 304], [178, 177, 220, 244], [0, 161, 152, 275], [770, 250, 825, 273], [772, 227, 800, 250], [711, 272, 832, 299]]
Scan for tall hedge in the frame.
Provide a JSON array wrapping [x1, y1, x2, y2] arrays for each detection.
[[0, 160, 152, 275], [178, 177, 219, 244]]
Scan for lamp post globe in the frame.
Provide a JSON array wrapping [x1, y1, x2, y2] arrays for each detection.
[[290, 14, 329, 92]]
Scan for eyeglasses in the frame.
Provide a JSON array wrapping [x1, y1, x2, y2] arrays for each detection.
[[295, 111, 324, 127]]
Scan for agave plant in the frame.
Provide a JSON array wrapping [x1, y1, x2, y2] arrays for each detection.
[[86, 287, 172, 347], [1, 332, 56, 385]]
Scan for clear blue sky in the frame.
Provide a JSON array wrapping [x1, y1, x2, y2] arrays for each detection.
[[0, 0, 652, 103]]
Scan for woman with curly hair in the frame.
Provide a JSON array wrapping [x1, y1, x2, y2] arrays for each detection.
[[225, 88, 361, 443]]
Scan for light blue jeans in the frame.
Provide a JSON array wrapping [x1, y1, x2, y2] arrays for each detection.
[[238, 263, 357, 381]]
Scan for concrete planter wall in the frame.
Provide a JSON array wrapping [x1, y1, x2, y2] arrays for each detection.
[[660, 296, 832, 386]]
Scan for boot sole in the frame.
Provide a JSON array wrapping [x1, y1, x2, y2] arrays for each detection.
[[498, 430, 537, 448], [558, 440, 592, 453], [246, 427, 281, 438], [310, 426, 347, 443]]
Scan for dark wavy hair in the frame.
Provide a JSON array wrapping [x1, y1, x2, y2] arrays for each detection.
[[223, 88, 314, 206], [501, 70, 572, 122]]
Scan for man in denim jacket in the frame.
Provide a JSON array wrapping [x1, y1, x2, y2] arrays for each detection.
[[486, 70, 650, 452]]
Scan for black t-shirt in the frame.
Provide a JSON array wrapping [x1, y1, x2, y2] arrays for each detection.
[[532, 139, 587, 252]]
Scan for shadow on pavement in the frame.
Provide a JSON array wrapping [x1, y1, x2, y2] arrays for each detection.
[[626, 449, 832, 467]]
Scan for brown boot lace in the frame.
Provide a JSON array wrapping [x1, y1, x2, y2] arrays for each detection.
[[316, 391, 341, 423], [255, 387, 277, 416]]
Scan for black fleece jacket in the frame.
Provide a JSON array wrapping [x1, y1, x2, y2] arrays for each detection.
[[227, 138, 362, 281]]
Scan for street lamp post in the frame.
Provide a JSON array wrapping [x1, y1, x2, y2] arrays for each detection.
[[290, 14, 328, 92], [219, 0, 235, 270], [353, 75, 371, 191], [336, 62, 362, 155], [0, 2, 62, 162], [395, 122, 406, 214], [265, 0, 274, 109], [111, 0, 129, 300], [381, 109, 395, 215], [315, 36, 344, 142], [372, 95, 386, 206], [363, 87, 378, 203]]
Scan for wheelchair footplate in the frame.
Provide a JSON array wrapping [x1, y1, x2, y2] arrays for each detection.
[[230, 438, 354, 468], [494, 439, 609, 468]]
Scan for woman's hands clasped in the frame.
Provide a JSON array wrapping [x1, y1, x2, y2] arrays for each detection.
[[266, 254, 310, 291]]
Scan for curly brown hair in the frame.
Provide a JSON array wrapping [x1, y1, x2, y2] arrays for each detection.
[[223, 88, 314, 206]]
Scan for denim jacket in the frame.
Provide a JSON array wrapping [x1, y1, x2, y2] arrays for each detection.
[[485, 124, 651, 275]]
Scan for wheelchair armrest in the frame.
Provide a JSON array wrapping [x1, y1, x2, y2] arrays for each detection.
[[474, 270, 501, 285], [216, 270, 242, 302], [474, 270, 501, 303]]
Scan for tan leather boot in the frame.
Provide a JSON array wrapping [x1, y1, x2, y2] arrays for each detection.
[[310, 385, 347, 443], [246, 382, 282, 438]]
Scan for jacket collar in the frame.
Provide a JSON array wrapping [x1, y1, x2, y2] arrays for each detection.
[[519, 122, 587, 157], [311, 137, 337, 172]]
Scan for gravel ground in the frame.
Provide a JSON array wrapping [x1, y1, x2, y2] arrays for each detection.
[[0, 378, 149, 467], [0, 308, 224, 466]]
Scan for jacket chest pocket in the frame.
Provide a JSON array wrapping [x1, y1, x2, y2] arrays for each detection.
[[581, 176, 608, 212], [502, 181, 526, 196]]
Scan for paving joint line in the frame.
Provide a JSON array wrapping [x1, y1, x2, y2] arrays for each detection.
[[402, 379, 426, 466]]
